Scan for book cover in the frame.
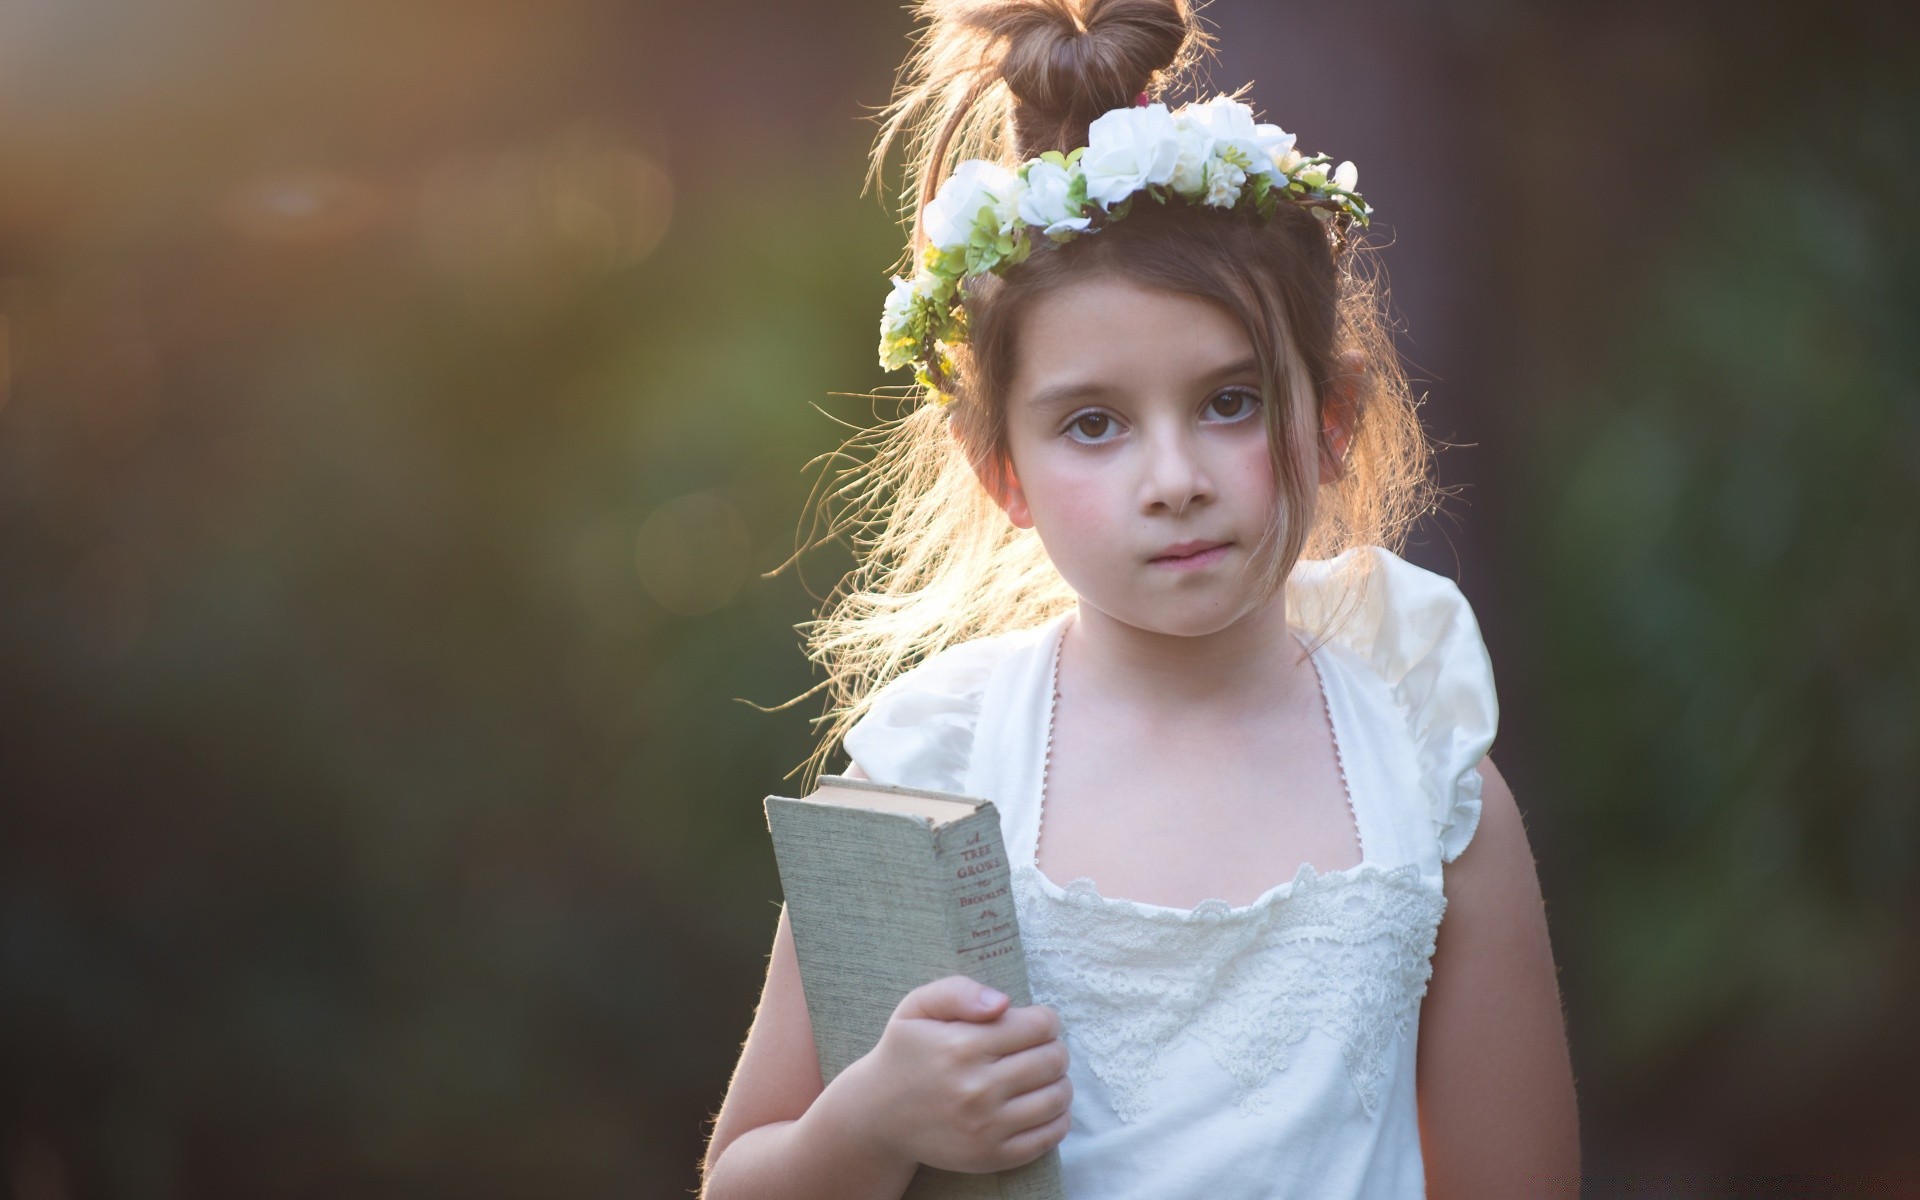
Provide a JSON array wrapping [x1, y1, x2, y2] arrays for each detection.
[[764, 774, 1066, 1200]]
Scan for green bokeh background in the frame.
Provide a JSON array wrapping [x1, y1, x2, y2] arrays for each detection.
[[1, 0, 1914, 1194]]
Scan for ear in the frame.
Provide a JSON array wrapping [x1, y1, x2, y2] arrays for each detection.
[[1003, 473, 1034, 529], [951, 422, 1034, 530], [1319, 349, 1365, 486]]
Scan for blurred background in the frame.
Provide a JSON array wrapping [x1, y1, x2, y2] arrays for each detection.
[[1, 0, 1915, 1194]]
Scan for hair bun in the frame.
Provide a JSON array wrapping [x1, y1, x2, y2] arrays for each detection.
[[866, 0, 1212, 262], [996, 0, 1206, 155]]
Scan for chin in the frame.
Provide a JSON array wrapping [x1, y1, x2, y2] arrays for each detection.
[[1159, 613, 1247, 639], [1111, 601, 1252, 640]]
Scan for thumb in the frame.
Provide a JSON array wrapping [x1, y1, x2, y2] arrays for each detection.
[[897, 975, 1009, 1023]]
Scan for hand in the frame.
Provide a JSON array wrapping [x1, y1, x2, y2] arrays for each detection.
[[837, 975, 1073, 1175]]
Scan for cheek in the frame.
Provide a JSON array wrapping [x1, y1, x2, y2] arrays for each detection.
[[1031, 465, 1111, 536], [1227, 434, 1279, 503], [1020, 450, 1119, 547]]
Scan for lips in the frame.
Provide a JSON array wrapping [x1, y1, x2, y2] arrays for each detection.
[[1152, 539, 1231, 561]]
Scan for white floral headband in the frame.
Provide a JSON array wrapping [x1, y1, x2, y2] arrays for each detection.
[[877, 93, 1372, 406]]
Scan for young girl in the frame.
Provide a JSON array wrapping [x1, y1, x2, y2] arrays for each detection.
[[703, 0, 1579, 1195]]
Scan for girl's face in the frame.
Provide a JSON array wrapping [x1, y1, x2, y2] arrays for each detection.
[[992, 273, 1308, 638]]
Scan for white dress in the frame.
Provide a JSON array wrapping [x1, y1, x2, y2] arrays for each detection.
[[842, 545, 1499, 1199]]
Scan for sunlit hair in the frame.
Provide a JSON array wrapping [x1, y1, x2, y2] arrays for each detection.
[[782, 0, 1443, 787]]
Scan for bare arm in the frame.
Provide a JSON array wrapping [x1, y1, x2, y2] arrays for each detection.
[[701, 762, 920, 1200], [1417, 755, 1581, 1197], [700, 908, 921, 1200]]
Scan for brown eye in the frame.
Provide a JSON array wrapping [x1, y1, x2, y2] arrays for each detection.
[[1210, 389, 1261, 420], [1068, 412, 1112, 440]]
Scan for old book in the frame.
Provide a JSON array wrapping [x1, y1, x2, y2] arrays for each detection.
[[763, 774, 1066, 1200]]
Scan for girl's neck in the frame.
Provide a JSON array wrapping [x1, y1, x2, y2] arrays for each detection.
[[1066, 595, 1310, 719]]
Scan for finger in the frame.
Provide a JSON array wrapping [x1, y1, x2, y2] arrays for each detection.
[[897, 975, 1009, 1024], [974, 1003, 1064, 1057], [1000, 1109, 1072, 1168], [995, 1076, 1074, 1143], [989, 1034, 1071, 1095]]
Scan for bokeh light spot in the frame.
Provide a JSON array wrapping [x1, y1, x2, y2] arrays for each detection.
[[633, 491, 751, 617]]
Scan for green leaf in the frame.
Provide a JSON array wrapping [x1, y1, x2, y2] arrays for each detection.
[[926, 246, 963, 280]]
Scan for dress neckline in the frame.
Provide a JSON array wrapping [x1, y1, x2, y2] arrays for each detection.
[[1020, 609, 1375, 920]]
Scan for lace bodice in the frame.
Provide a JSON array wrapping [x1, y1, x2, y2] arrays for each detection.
[[840, 545, 1500, 1198], [1016, 858, 1448, 1123]]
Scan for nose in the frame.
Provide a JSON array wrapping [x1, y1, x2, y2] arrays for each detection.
[[1139, 422, 1213, 516]]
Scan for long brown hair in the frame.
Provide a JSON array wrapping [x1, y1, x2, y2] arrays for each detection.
[[783, 0, 1441, 786]]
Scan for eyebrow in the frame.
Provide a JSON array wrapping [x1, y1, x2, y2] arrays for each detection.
[[1025, 355, 1264, 414]]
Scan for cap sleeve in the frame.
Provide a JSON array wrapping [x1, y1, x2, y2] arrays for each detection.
[[840, 636, 1009, 795], [1293, 545, 1500, 863]]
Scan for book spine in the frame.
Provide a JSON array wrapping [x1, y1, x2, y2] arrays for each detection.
[[934, 807, 1031, 1005], [900, 808, 1065, 1200]]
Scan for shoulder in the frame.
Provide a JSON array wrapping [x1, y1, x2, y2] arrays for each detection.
[[1292, 545, 1500, 864], [840, 623, 1048, 794], [1441, 755, 1529, 911]]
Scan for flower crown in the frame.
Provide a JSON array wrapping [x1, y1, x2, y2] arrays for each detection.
[[877, 93, 1372, 406]]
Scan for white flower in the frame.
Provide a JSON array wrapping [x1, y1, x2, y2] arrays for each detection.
[[992, 174, 1028, 230], [1081, 103, 1180, 208], [881, 274, 915, 330], [1178, 97, 1267, 171], [1203, 161, 1248, 208], [1253, 122, 1297, 174], [1016, 159, 1091, 235], [1168, 119, 1213, 195], [1167, 96, 1286, 207], [879, 275, 922, 368], [923, 159, 1019, 251], [1332, 160, 1359, 192]]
